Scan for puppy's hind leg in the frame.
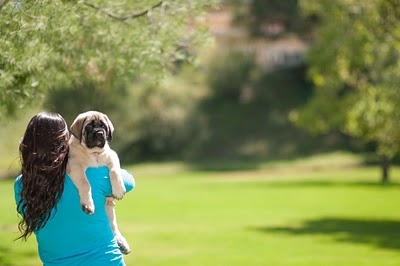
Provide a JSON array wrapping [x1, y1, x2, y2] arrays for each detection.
[[106, 197, 131, 254]]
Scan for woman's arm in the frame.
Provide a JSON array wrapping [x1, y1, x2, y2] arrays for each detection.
[[14, 175, 22, 213]]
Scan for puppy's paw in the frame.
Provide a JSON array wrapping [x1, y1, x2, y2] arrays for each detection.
[[115, 232, 131, 255], [112, 189, 126, 200], [112, 183, 126, 200], [81, 199, 95, 215]]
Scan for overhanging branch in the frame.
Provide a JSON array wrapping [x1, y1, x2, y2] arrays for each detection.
[[82, 1, 164, 22]]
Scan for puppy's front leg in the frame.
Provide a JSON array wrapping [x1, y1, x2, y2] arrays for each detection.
[[68, 167, 95, 215], [108, 153, 126, 199], [106, 197, 131, 254], [109, 167, 126, 200]]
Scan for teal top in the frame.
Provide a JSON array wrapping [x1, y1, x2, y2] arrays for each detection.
[[14, 167, 135, 266]]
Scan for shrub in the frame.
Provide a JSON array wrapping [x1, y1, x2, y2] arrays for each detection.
[[206, 49, 256, 101]]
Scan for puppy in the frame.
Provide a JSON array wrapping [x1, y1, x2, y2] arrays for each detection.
[[67, 110, 130, 254]]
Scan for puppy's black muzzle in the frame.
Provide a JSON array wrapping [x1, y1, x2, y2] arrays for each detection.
[[85, 127, 107, 149]]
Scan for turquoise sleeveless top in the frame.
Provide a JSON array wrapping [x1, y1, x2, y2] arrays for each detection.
[[14, 167, 135, 266]]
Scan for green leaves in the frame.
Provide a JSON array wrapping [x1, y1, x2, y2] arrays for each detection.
[[296, 0, 400, 159], [0, 0, 216, 116]]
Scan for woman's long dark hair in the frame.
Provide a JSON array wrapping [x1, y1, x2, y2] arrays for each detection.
[[17, 112, 69, 240]]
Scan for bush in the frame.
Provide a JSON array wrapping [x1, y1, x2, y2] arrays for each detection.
[[44, 82, 127, 126], [206, 49, 256, 101], [114, 77, 205, 162], [44, 76, 205, 162]]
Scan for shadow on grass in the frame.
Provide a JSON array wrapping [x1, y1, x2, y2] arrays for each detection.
[[185, 152, 384, 173], [187, 158, 265, 172], [241, 181, 400, 188], [252, 217, 400, 251]]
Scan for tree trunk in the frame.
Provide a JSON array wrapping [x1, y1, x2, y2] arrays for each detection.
[[381, 155, 390, 184]]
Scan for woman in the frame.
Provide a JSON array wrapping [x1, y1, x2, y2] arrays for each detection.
[[14, 112, 134, 266]]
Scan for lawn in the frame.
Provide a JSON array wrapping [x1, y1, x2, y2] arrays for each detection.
[[1, 158, 400, 266]]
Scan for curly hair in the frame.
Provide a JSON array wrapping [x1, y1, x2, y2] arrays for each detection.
[[17, 112, 69, 241]]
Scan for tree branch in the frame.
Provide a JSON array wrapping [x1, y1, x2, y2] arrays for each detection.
[[127, 1, 163, 20], [82, 1, 164, 22], [82, 1, 126, 21]]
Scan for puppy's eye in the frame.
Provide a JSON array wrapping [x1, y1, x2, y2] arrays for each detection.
[[100, 123, 107, 129]]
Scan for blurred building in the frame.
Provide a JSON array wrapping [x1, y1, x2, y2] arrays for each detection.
[[204, 4, 308, 71]]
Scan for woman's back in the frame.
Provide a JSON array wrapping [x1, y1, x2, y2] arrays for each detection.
[[15, 167, 134, 266]]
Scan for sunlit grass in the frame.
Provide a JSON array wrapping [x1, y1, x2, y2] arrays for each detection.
[[2, 159, 400, 266]]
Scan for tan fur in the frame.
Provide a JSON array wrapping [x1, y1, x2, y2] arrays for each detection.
[[67, 111, 130, 254]]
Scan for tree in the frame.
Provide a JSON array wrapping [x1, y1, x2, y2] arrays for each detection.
[[293, 0, 400, 182], [0, 0, 216, 116]]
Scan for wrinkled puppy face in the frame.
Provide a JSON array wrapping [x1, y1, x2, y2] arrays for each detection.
[[84, 119, 108, 149], [70, 111, 114, 151]]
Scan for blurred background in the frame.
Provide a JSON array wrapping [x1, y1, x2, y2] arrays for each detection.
[[1, 0, 400, 265]]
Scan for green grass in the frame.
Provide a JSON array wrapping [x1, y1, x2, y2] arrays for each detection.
[[2, 158, 400, 266]]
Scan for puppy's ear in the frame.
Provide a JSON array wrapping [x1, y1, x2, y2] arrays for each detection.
[[70, 114, 87, 142], [103, 114, 114, 142]]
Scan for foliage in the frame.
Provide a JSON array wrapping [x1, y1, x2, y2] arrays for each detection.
[[113, 75, 206, 162], [44, 71, 206, 162], [294, 0, 400, 172], [206, 49, 257, 101], [249, 0, 300, 34], [0, 0, 216, 116], [195, 54, 348, 160], [228, 0, 312, 37], [44, 81, 127, 124]]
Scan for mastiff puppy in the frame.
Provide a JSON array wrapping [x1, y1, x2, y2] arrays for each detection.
[[67, 110, 130, 254]]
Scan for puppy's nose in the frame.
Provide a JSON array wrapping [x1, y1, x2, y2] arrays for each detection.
[[96, 131, 104, 137]]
